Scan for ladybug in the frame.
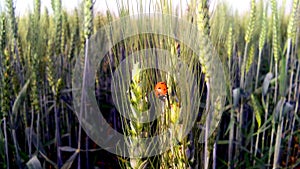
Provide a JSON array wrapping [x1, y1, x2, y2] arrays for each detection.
[[155, 82, 168, 100]]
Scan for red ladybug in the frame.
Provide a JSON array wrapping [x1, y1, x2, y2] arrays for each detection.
[[155, 82, 168, 99]]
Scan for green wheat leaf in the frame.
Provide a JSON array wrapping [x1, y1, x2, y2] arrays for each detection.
[[12, 78, 31, 125], [251, 94, 262, 128]]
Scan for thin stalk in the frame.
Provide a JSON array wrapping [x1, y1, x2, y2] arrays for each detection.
[[204, 82, 210, 169], [77, 37, 90, 169], [285, 110, 296, 167], [287, 41, 294, 101], [45, 93, 50, 148], [54, 102, 62, 168], [228, 110, 235, 169], [3, 117, 9, 169], [29, 108, 34, 157], [36, 108, 40, 153], [213, 139, 217, 169], [261, 94, 270, 164], [41, 92, 45, 144], [237, 41, 250, 166], [274, 63, 278, 102], [66, 104, 71, 146], [253, 128, 260, 166], [293, 28, 299, 101], [12, 129, 22, 168], [250, 105, 255, 159], [240, 43, 249, 89], [85, 137, 89, 169], [235, 112, 240, 168], [228, 42, 236, 169], [268, 119, 275, 169], [272, 100, 284, 168], [294, 62, 300, 101], [255, 50, 263, 89]]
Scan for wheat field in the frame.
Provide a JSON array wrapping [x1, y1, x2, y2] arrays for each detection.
[[0, 0, 299, 168]]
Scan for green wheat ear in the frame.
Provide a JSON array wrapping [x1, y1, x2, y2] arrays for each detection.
[[245, 0, 256, 43], [61, 10, 69, 56], [42, 7, 50, 40], [31, 53, 40, 113], [270, 0, 280, 63], [55, 78, 63, 101], [46, 38, 56, 94], [246, 44, 255, 73], [78, 0, 93, 66], [5, 0, 18, 52], [197, 0, 210, 35], [34, 0, 41, 21], [60, 11, 66, 55], [54, 0, 62, 55], [287, 0, 299, 40], [6, 0, 23, 88], [1, 48, 12, 118], [197, 0, 211, 36], [226, 24, 233, 60], [84, 0, 93, 40], [0, 15, 6, 53], [68, 8, 80, 60], [68, 28, 76, 60], [258, 5, 267, 52], [197, 0, 212, 82]]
